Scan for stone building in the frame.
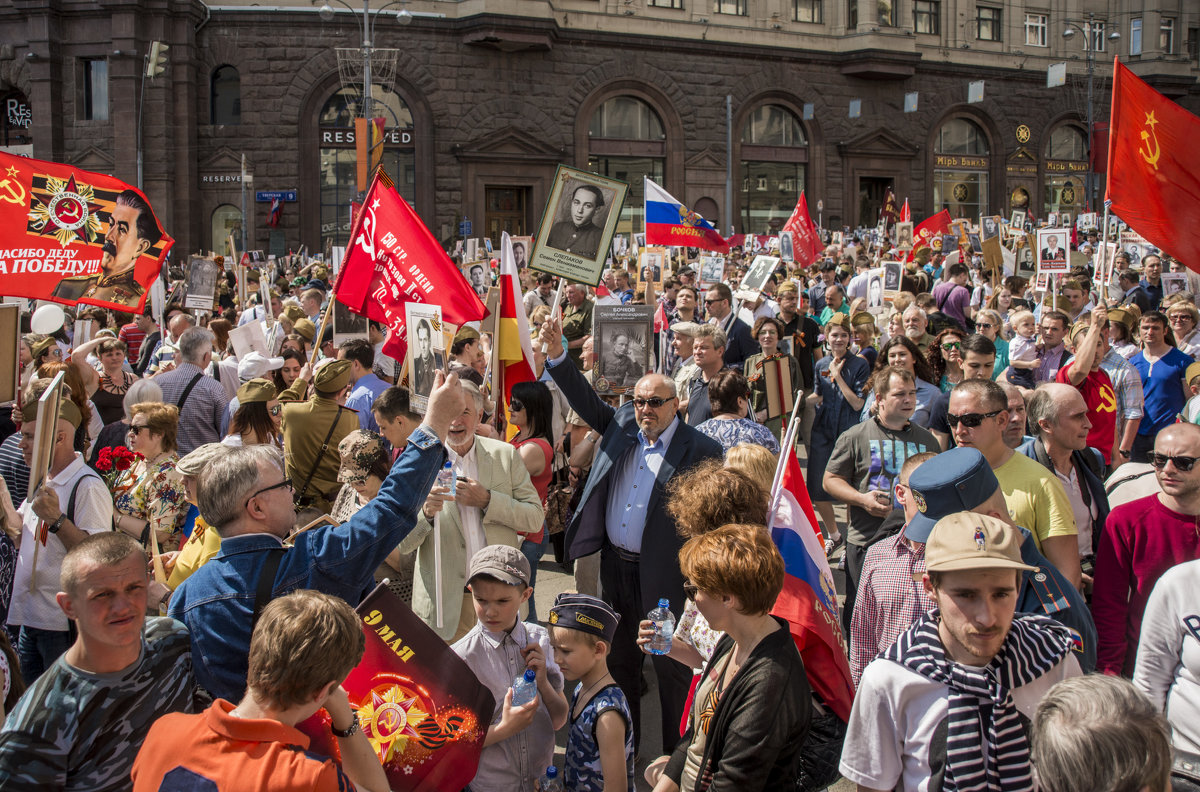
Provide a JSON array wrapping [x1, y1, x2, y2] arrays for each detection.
[[2, 0, 1197, 259]]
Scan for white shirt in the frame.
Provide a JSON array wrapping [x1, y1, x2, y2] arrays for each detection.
[[1134, 558, 1200, 754], [9, 454, 113, 631], [447, 442, 486, 569], [1054, 465, 1097, 557]]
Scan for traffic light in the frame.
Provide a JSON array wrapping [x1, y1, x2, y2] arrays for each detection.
[[146, 41, 169, 79]]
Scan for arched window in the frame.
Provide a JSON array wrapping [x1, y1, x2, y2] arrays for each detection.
[[211, 204, 242, 255], [587, 96, 666, 234], [1045, 125, 1087, 161], [1043, 125, 1088, 216], [932, 117, 990, 219], [211, 66, 241, 125], [318, 86, 415, 248], [740, 104, 808, 233]]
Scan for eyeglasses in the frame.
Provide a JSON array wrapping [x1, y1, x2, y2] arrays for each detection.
[[268, 404, 282, 417], [946, 409, 1003, 428], [941, 341, 962, 352], [682, 581, 700, 599], [1170, 315, 1191, 323], [633, 396, 675, 409], [976, 323, 994, 330], [509, 400, 524, 412], [1150, 453, 1199, 472], [127, 425, 150, 435], [245, 477, 293, 506]]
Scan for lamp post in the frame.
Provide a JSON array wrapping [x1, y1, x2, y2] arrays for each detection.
[[1062, 14, 1120, 213], [317, 0, 409, 120]]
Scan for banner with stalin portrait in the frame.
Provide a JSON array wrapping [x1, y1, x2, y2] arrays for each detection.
[[0, 152, 174, 312]]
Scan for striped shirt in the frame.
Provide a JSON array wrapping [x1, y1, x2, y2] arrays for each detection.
[[118, 323, 147, 363], [0, 433, 30, 505]]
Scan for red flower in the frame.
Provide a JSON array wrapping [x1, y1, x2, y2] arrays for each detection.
[[112, 446, 137, 471], [95, 447, 113, 473]]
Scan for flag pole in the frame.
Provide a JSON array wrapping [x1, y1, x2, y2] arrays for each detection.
[[1099, 201, 1112, 302], [313, 296, 335, 360], [433, 513, 444, 629], [539, 277, 565, 355]]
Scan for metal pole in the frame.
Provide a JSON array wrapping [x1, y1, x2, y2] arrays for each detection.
[[137, 55, 146, 190], [240, 154, 247, 256], [362, 0, 372, 119], [725, 94, 733, 237], [1085, 14, 1095, 213]]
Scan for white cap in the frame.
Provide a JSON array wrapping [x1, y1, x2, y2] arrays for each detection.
[[237, 350, 285, 382]]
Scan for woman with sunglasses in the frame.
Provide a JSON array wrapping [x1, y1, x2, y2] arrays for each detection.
[[927, 328, 965, 393], [223, 379, 283, 448], [114, 402, 189, 553], [509, 380, 556, 619], [1166, 302, 1200, 361], [974, 308, 1011, 379]]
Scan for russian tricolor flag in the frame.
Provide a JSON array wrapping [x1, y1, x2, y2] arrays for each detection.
[[644, 178, 729, 253], [768, 417, 856, 722]]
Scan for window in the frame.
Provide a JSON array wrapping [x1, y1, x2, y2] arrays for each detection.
[[1130, 18, 1142, 56], [878, 0, 893, 26], [740, 105, 807, 234], [1189, 27, 1199, 64], [935, 117, 989, 156], [713, 0, 746, 15], [977, 7, 1001, 42], [649, 0, 683, 9], [82, 59, 108, 121], [1045, 125, 1087, 161], [1161, 18, 1175, 54], [1025, 13, 1047, 47], [1089, 21, 1107, 52], [793, 0, 820, 23], [848, 0, 857, 29], [587, 96, 667, 233], [933, 118, 989, 221], [589, 97, 664, 140], [914, 0, 939, 34], [210, 66, 241, 125]]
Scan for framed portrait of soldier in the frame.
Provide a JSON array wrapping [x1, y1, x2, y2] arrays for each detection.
[[741, 255, 779, 296], [1163, 272, 1188, 298], [333, 296, 369, 347], [183, 256, 220, 312], [530, 165, 628, 287], [980, 216, 1001, 242], [1047, 212, 1060, 228], [778, 232, 795, 263], [941, 234, 959, 256], [698, 256, 726, 288], [1010, 209, 1027, 229], [638, 248, 665, 289], [1036, 229, 1069, 275], [405, 303, 445, 414], [463, 262, 491, 300], [867, 269, 885, 314], [510, 236, 532, 269], [592, 304, 653, 395], [883, 262, 902, 294], [831, 231, 844, 246], [1060, 213, 1072, 228], [968, 233, 984, 254], [895, 222, 915, 251]]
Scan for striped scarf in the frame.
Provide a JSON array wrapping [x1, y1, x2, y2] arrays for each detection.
[[882, 611, 1072, 792]]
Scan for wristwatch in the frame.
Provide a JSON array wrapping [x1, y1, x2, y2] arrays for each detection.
[[48, 514, 66, 534], [330, 713, 360, 738], [1119, 449, 1132, 459]]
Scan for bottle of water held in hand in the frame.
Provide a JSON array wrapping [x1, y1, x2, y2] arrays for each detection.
[[537, 766, 564, 792], [647, 598, 675, 655], [436, 460, 457, 496], [511, 668, 538, 706]]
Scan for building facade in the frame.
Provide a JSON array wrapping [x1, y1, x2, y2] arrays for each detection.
[[2, 0, 1197, 260]]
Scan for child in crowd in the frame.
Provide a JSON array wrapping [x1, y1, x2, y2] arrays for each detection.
[[1183, 362, 1200, 423], [452, 546, 567, 792], [1006, 309, 1039, 388], [549, 593, 635, 792]]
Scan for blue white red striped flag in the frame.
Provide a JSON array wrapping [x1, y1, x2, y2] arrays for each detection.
[[644, 178, 729, 253]]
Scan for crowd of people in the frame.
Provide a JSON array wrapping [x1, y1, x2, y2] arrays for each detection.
[[0, 231, 1195, 792]]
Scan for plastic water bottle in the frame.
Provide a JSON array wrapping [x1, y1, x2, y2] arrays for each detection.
[[435, 460, 457, 496], [511, 668, 538, 707], [647, 598, 675, 655], [537, 766, 563, 792]]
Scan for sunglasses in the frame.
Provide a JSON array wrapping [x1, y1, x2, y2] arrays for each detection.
[[946, 409, 1003, 428], [704, 298, 726, 305], [682, 581, 700, 600], [976, 323, 994, 330], [269, 404, 282, 417], [509, 400, 524, 412], [941, 341, 962, 352], [633, 396, 675, 409], [1150, 453, 1199, 472], [127, 425, 150, 435]]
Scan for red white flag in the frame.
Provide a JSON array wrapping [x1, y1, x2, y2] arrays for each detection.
[[1106, 58, 1200, 269], [899, 198, 911, 224], [782, 192, 824, 267], [334, 170, 487, 363], [495, 232, 536, 407], [905, 209, 953, 262]]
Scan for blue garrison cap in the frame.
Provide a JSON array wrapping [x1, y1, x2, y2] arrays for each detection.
[[904, 447, 1000, 543]]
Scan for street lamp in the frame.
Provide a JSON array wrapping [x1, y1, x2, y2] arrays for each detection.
[[1062, 13, 1120, 212], [314, 0, 408, 118]]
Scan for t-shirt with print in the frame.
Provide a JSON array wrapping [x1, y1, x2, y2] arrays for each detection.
[[993, 452, 1076, 551], [840, 652, 1081, 792], [0, 617, 203, 791], [1056, 362, 1117, 464], [564, 682, 635, 792], [824, 417, 938, 546]]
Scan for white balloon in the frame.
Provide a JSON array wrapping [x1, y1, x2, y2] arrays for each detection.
[[31, 303, 65, 335]]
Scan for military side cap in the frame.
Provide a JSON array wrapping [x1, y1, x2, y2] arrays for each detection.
[[850, 311, 876, 328], [925, 512, 1036, 574], [293, 318, 316, 342], [281, 304, 306, 324], [453, 326, 480, 346], [237, 378, 278, 404], [31, 337, 57, 360], [904, 447, 999, 543], [824, 312, 851, 330], [314, 359, 352, 392], [549, 593, 620, 642], [1107, 306, 1135, 332], [23, 396, 82, 429], [1069, 319, 1092, 342]]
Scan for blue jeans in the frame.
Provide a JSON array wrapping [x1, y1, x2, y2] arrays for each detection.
[[17, 625, 72, 684], [520, 527, 547, 621]]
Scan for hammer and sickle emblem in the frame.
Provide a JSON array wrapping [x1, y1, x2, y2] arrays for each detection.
[[0, 177, 25, 206], [1140, 111, 1162, 171]]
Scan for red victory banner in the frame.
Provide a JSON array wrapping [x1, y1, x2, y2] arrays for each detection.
[[0, 152, 173, 312], [1106, 58, 1200, 269], [908, 209, 953, 261], [301, 584, 496, 791], [782, 191, 824, 267], [335, 169, 488, 363]]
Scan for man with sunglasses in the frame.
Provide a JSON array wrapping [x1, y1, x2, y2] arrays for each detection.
[[1094, 422, 1200, 676], [947, 379, 1081, 589], [926, 334, 996, 450], [704, 282, 759, 369], [536, 315, 723, 756]]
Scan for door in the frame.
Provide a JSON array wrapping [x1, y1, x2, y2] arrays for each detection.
[[858, 176, 894, 228], [485, 187, 527, 247]]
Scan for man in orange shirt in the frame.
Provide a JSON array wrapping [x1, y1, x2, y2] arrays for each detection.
[[132, 591, 389, 792]]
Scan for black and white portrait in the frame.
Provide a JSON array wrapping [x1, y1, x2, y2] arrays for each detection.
[[598, 327, 644, 387], [1010, 210, 1027, 229], [699, 256, 725, 288], [981, 216, 1000, 241], [184, 257, 220, 311], [968, 233, 983, 254], [593, 305, 654, 394], [867, 274, 884, 311], [883, 262, 902, 292], [741, 255, 778, 295], [466, 263, 490, 298], [895, 222, 914, 251], [779, 232, 795, 263], [638, 250, 664, 285], [545, 180, 615, 260], [405, 303, 445, 412]]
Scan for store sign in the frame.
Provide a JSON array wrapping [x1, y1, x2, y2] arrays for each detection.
[[1044, 159, 1088, 173], [320, 128, 413, 146], [5, 98, 31, 129], [1006, 163, 1038, 175], [200, 173, 244, 186], [935, 155, 989, 169]]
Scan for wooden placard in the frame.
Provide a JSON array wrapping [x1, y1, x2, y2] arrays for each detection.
[[762, 356, 795, 421], [0, 304, 20, 405]]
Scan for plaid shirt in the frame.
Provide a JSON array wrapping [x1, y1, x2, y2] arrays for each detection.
[[1101, 348, 1145, 421], [155, 362, 230, 455], [849, 532, 927, 685]]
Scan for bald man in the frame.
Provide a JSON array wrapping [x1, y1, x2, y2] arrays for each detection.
[[537, 316, 723, 755]]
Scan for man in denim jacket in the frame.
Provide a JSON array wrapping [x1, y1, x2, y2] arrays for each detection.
[[169, 371, 464, 701]]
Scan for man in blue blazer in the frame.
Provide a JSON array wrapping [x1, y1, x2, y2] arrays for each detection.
[[539, 315, 724, 755]]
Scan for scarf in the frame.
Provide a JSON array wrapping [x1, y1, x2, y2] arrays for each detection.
[[882, 611, 1073, 792]]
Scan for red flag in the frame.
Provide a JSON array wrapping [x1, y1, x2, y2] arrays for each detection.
[[1106, 58, 1200, 268], [907, 209, 953, 261], [899, 198, 911, 223], [495, 232, 536, 407], [335, 170, 487, 364], [653, 299, 668, 334], [782, 192, 823, 267], [0, 152, 173, 313]]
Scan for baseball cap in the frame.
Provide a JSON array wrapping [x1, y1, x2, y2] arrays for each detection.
[[925, 512, 1036, 573], [467, 545, 530, 587], [237, 350, 285, 381], [904, 447, 1000, 543]]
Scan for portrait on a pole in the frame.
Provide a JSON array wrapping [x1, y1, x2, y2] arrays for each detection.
[[592, 304, 653, 395], [405, 303, 445, 413], [529, 165, 628, 287]]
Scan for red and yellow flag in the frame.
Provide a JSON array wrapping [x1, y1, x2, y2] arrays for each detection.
[[1106, 58, 1200, 269], [355, 117, 386, 193], [496, 231, 536, 409]]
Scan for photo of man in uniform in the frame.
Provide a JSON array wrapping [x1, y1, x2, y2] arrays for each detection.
[[468, 264, 489, 299], [546, 184, 606, 259], [410, 318, 444, 397], [1041, 234, 1066, 264], [53, 189, 160, 306], [639, 251, 663, 285], [895, 222, 914, 251], [600, 329, 642, 387]]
